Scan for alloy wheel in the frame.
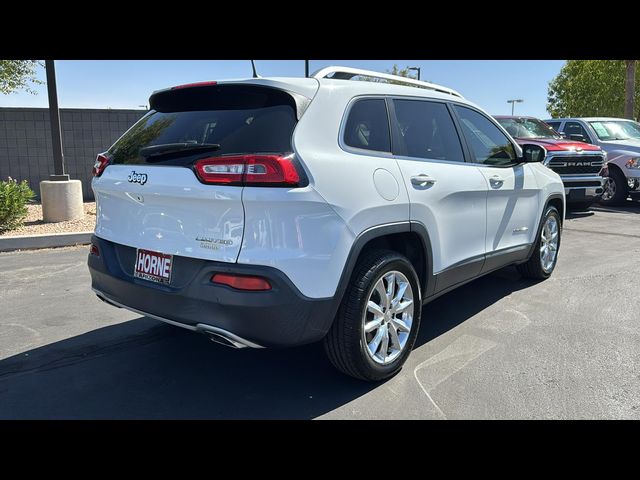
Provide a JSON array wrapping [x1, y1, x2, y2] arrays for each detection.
[[362, 271, 414, 365], [540, 216, 559, 273], [602, 177, 616, 202]]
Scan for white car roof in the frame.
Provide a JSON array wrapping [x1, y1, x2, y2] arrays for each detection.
[[546, 117, 637, 122]]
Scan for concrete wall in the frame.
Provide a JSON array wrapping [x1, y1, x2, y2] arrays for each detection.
[[0, 108, 146, 200]]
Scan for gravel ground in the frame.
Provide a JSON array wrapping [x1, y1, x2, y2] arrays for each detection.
[[0, 202, 96, 237]]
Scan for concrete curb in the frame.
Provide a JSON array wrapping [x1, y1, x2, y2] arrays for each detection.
[[0, 231, 93, 252]]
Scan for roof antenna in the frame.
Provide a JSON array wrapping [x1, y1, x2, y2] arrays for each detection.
[[250, 60, 260, 78]]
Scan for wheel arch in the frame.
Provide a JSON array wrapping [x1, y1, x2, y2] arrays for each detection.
[[328, 222, 434, 323], [606, 161, 626, 178], [546, 194, 565, 225], [524, 193, 564, 263]]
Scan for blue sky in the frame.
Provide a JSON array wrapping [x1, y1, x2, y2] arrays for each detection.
[[0, 60, 565, 118]]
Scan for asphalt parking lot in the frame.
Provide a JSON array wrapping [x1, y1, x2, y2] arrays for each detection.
[[1, 202, 639, 419]]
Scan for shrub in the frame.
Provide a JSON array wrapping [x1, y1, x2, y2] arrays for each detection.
[[0, 177, 35, 233]]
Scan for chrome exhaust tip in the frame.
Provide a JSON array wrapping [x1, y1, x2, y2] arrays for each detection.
[[195, 323, 263, 349], [206, 331, 243, 349]]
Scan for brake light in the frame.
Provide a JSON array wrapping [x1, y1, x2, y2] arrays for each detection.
[[171, 81, 218, 90], [93, 153, 111, 177], [211, 273, 272, 291], [89, 243, 100, 256], [194, 154, 301, 186]]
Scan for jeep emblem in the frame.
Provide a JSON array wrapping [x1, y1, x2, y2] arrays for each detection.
[[128, 171, 148, 185]]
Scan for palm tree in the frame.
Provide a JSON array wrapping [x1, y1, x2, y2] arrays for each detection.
[[624, 60, 636, 120]]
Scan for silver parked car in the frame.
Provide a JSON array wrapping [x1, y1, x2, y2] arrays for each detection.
[[544, 117, 640, 205]]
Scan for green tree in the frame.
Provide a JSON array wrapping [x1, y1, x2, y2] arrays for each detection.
[[385, 64, 418, 82], [0, 60, 43, 95], [108, 116, 176, 163], [547, 60, 640, 119], [359, 64, 419, 84]]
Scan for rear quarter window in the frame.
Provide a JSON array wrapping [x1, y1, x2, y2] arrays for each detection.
[[343, 98, 391, 153]]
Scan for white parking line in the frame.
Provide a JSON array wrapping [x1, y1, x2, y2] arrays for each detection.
[[477, 308, 531, 335], [414, 334, 497, 418]]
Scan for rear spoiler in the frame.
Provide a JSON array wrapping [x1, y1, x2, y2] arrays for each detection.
[[149, 82, 313, 120]]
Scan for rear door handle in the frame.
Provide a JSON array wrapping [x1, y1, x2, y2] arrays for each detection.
[[489, 175, 504, 187], [411, 174, 436, 187]]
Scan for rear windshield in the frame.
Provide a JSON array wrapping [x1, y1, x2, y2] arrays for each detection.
[[108, 84, 298, 165]]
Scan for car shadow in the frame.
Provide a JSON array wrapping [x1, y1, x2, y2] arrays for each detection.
[[565, 211, 595, 220], [414, 266, 535, 347], [0, 268, 535, 420], [590, 199, 640, 214]]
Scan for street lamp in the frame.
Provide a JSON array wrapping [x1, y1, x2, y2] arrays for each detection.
[[507, 98, 524, 115], [408, 66, 421, 80]]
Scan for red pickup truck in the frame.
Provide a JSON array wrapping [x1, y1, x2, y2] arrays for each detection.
[[495, 116, 606, 210]]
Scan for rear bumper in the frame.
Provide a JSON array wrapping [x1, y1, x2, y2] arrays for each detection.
[[87, 235, 336, 347], [561, 175, 605, 204]]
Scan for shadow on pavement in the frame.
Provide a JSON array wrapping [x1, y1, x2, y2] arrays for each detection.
[[590, 199, 640, 215], [565, 211, 595, 221], [0, 268, 534, 419]]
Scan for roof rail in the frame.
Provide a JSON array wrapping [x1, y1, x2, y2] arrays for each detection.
[[311, 66, 463, 98]]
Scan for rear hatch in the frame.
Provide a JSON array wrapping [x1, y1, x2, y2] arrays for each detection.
[[92, 82, 305, 263]]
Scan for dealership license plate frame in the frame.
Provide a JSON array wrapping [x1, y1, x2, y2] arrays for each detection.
[[134, 248, 173, 285]]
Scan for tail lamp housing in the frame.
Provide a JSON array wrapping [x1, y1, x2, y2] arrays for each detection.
[[194, 154, 302, 187], [93, 153, 111, 177]]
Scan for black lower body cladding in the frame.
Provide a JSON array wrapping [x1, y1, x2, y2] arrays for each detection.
[[87, 235, 335, 347]]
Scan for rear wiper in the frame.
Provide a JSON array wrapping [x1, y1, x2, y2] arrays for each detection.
[[140, 143, 221, 158]]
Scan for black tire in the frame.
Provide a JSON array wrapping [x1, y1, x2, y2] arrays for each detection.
[[323, 249, 422, 382], [516, 206, 562, 280], [567, 201, 594, 212], [600, 167, 628, 206]]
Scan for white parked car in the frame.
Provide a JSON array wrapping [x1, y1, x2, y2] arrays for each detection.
[[89, 66, 565, 381]]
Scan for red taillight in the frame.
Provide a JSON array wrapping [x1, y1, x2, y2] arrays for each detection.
[[194, 154, 301, 186], [93, 153, 110, 177], [211, 273, 271, 291], [89, 244, 100, 256], [171, 81, 218, 90]]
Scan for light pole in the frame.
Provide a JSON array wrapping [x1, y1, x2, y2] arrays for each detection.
[[305, 60, 310, 78], [45, 60, 67, 181], [507, 98, 524, 115], [41, 60, 84, 223], [408, 66, 421, 80]]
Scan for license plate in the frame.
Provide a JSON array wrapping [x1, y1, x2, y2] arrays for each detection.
[[134, 249, 173, 285]]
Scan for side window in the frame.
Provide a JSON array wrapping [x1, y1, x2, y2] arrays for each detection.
[[546, 121, 562, 132], [563, 121, 592, 143], [453, 105, 516, 166], [343, 98, 391, 153], [392, 99, 464, 162]]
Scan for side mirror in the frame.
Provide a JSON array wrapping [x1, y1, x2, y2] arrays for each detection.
[[558, 131, 567, 139], [568, 133, 586, 142], [520, 144, 546, 163]]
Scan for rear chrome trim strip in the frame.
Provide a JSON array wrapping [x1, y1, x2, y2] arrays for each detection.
[[92, 288, 264, 348]]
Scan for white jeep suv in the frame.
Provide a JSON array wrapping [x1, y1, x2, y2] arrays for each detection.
[[88, 66, 565, 381]]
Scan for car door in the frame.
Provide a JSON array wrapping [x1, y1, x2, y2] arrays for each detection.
[[451, 104, 541, 271], [389, 98, 488, 293]]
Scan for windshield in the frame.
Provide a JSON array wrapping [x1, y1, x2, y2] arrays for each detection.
[[496, 117, 560, 139], [588, 120, 640, 141]]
